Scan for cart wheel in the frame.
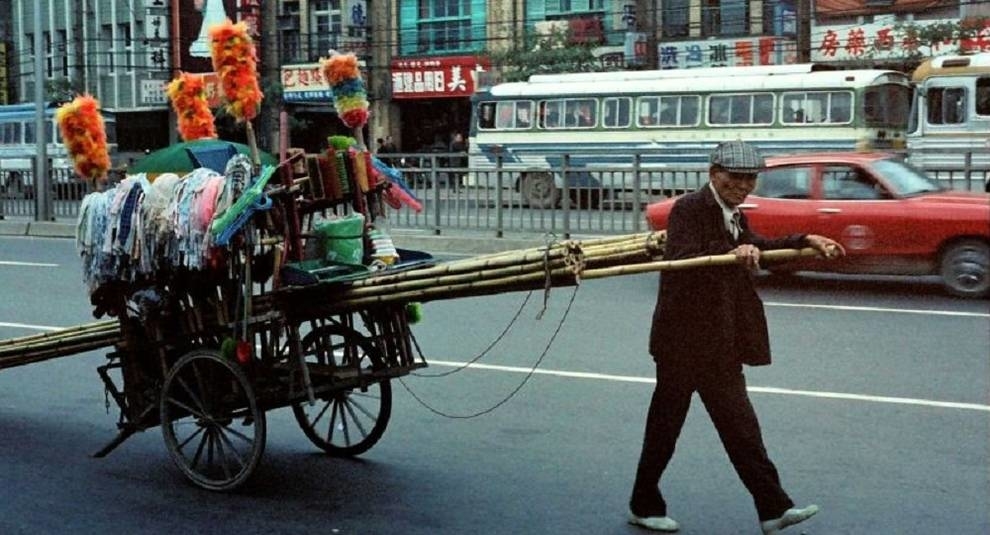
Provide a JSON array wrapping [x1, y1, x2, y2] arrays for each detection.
[[160, 349, 266, 491], [291, 326, 392, 456]]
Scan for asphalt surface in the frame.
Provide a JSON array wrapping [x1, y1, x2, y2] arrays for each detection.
[[1, 236, 988, 535]]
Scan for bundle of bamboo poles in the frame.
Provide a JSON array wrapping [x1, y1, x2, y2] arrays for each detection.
[[0, 231, 823, 370], [0, 320, 122, 371], [280, 231, 821, 312]]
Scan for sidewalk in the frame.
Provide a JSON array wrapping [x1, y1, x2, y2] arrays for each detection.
[[0, 218, 592, 256]]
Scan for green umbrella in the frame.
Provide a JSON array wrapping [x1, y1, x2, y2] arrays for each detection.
[[128, 139, 279, 175]]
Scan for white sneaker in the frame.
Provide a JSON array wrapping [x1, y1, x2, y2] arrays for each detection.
[[628, 509, 680, 532], [761, 504, 820, 534]]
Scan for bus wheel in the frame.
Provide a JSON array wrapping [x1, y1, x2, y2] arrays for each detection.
[[521, 172, 560, 209]]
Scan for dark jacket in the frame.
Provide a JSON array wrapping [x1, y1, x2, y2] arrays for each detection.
[[648, 185, 807, 368]]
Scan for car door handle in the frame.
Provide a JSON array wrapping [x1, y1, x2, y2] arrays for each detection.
[[817, 208, 842, 214], [739, 203, 757, 210]]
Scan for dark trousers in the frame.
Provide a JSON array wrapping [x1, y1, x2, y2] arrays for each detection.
[[630, 363, 794, 521]]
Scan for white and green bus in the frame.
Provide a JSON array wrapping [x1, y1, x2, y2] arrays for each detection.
[[468, 64, 912, 207]]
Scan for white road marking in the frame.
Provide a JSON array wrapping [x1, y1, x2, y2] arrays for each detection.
[[3, 320, 987, 413], [0, 260, 60, 268], [427, 360, 990, 413], [0, 321, 62, 331], [766, 302, 990, 318]]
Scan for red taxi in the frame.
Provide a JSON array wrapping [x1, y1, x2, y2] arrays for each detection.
[[645, 152, 990, 298]]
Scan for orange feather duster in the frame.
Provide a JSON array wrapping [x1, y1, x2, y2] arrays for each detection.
[[55, 94, 111, 183], [209, 20, 263, 122], [166, 72, 217, 141]]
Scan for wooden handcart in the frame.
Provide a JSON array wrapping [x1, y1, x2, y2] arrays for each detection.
[[1, 148, 429, 491]]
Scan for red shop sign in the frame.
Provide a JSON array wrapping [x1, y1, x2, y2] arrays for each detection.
[[390, 55, 490, 100]]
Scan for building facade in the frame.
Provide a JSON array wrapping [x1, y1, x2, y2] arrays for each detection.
[[1, 0, 987, 163]]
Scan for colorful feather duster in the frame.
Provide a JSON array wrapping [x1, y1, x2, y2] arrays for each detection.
[[208, 20, 263, 122], [165, 72, 217, 141], [55, 94, 111, 183], [321, 52, 370, 129]]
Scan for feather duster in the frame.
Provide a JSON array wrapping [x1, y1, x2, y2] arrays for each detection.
[[208, 19, 263, 122], [55, 94, 111, 183], [165, 72, 217, 141], [321, 52, 370, 129]]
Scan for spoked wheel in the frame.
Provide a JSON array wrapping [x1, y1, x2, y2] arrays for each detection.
[[160, 349, 266, 491], [521, 172, 560, 209], [291, 325, 392, 456]]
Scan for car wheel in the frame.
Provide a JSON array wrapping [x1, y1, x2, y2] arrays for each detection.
[[939, 239, 990, 298], [521, 172, 560, 209]]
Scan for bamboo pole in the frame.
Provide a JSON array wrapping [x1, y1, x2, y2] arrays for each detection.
[[580, 248, 820, 280], [347, 232, 663, 289], [316, 247, 820, 311], [0, 328, 124, 358], [0, 320, 118, 348], [341, 237, 661, 300]]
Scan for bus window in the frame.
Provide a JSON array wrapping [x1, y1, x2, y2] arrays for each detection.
[[478, 102, 496, 129], [730, 95, 750, 123], [496, 102, 515, 129], [681, 96, 699, 125], [709, 96, 731, 124], [782, 94, 805, 123], [565, 99, 596, 128], [516, 101, 533, 128], [637, 97, 659, 126], [710, 94, 773, 125], [830, 92, 852, 123], [540, 100, 565, 129], [926, 87, 966, 124], [658, 97, 678, 125], [602, 97, 631, 128], [1, 123, 21, 144], [977, 77, 990, 116], [753, 94, 774, 124]]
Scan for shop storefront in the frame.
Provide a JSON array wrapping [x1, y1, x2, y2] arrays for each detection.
[[389, 55, 490, 152]]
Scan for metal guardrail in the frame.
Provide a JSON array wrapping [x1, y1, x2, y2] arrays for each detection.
[[4, 149, 988, 237], [0, 167, 92, 221]]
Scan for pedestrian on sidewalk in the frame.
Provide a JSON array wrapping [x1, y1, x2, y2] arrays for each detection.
[[627, 140, 845, 534]]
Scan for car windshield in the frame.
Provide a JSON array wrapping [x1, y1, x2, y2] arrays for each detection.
[[868, 158, 944, 197]]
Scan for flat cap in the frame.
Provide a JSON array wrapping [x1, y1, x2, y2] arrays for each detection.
[[710, 141, 765, 174]]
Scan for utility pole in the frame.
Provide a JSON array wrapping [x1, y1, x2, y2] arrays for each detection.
[[797, 0, 811, 63], [636, 0, 659, 69], [259, 0, 279, 154], [73, 0, 86, 92], [33, 3, 52, 221]]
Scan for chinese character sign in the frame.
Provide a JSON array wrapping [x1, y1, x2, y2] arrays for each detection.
[[390, 56, 491, 99], [658, 37, 797, 69], [281, 63, 334, 102], [811, 18, 990, 62]]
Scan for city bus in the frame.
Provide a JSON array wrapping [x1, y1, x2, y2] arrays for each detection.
[[468, 64, 912, 207], [906, 52, 990, 192], [0, 102, 117, 196]]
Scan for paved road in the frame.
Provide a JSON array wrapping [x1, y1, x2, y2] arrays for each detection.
[[1, 236, 988, 534]]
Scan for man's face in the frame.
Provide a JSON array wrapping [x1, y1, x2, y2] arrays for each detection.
[[710, 167, 758, 207]]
